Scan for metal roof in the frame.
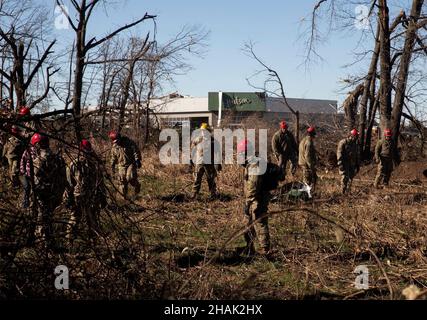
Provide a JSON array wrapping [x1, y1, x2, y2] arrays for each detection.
[[266, 97, 338, 114]]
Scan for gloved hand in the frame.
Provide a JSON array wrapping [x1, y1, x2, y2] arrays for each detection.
[[215, 164, 222, 172], [135, 159, 142, 169]]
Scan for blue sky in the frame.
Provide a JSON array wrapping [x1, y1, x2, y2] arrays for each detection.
[[51, 0, 380, 105]]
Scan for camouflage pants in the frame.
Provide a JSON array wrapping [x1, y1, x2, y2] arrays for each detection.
[[278, 154, 297, 176], [302, 165, 317, 191], [117, 164, 140, 198], [67, 195, 101, 240], [244, 195, 270, 253], [193, 164, 217, 196], [339, 167, 356, 194], [375, 157, 393, 187], [35, 195, 56, 247], [7, 157, 20, 186]]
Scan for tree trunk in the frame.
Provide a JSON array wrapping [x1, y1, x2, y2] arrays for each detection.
[[378, 0, 392, 131], [343, 84, 364, 129], [390, 0, 424, 148], [358, 24, 380, 158]]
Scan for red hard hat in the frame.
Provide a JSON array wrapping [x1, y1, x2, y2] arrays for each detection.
[[10, 126, 20, 135], [108, 130, 119, 141], [351, 129, 359, 137], [237, 139, 249, 154], [80, 139, 92, 152], [307, 126, 316, 134], [384, 129, 392, 137], [30, 133, 47, 146], [19, 106, 31, 116], [280, 121, 288, 130]]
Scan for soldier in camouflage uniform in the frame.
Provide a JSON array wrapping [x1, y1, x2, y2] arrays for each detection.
[[3, 126, 25, 187], [22, 133, 66, 246], [190, 123, 220, 200], [272, 121, 298, 177], [337, 129, 360, 194], [298, 126, 318, 192], [238, 139, 270, 256], [66, 139, 107, 239], [109, 131, 142, 199], [374, 129, 399, 188]]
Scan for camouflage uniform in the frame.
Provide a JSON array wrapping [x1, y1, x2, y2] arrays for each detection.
[[298, 135, 317, 190], [243, 156, 270, 255], [191, 129, 218, 198], [337, 137, 360, 194], [31, 146, 66, 245], [66, 152, 107, 238], [110, 136, 141, 198], [271, 129, 298, 176], [374, 139, 397, 188], [3, 134, 25, 186]]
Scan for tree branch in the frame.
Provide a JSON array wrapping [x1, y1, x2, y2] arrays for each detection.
[[85, 13, 156, 51]]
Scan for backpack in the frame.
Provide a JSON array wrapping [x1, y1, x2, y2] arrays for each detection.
[[34, 152, 67, 208], [262, 162, 286, 191]]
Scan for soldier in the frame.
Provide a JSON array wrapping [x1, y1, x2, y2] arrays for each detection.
[[238, 139, 271, 256], [374, 129, 400, 188], [271, 121, 298, 177], [17, 106, 40, 139], [190, 123, 220, 200], [22, 133, 66, 246], [337, 129, 360, 194], [298, 126, 318, 192], [3, 126, 25, 187], [66, 139, 107, 239], [109, 131, 142, 199]]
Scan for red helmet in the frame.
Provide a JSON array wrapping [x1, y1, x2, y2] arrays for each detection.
[[280, 121, 288, 130], [237, 139, 249, 154], [384, 129, 392, 137], [30, 133, 47, 146], [108, 130, 119, 141], [307, 126, 316, 135], [10, 126, 20, 135], [350, 129, 359, 137], [80, 139, 92, 152], [19, 106, 31, 116]]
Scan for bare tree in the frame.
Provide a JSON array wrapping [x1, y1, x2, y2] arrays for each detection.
[[56, 0, 155, 139], [0, 0, 57, 110], [244, 41, 301, 143]]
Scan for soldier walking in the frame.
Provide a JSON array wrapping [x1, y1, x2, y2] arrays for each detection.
[[21, 133, 66, 247], [3, 126, 25, 187], [238, 139, 271, 256], [298, 126, 318, 192], [190, 123, 220, 200], [109, 131, 142, 199], [374, 128, 400, 188], [337, 129, 360, 194], [271, 121, 298, 177], [66, 139, 107, 240]]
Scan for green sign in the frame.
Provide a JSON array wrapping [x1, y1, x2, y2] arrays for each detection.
[[208, 92, 266, 112]]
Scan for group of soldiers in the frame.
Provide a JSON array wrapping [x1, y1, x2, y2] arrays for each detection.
[[190, 121, 400, 256], [1, 106, 143, 247], [1, 107, 400, 255]]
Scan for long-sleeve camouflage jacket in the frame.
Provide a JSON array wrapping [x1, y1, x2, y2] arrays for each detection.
[[271, 130, 298, 160], [110, 136, 141, 170], [298, 136, 317, 169]]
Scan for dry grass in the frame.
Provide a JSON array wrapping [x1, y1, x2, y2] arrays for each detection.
[[1, 136, 427, 300]]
